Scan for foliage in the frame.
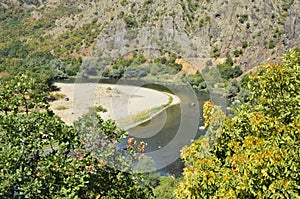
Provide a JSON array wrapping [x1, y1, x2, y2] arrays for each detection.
[[123, 66, 150, 79], [80, 59, 106, 77], [242, 41, 248, 48], [154, 176, 179, 199], [154, 54, 182, 72], [213, 47, 220, 58], [93, 105, 108, 113], [233, 49, 243, 57], [124, 16, 138, 29], [134, 156, 160, 188], [227, 79, 240, 98], [240, 73, 250, 89], [175, 50, 300, 198], [0, 76, 155, 198], [74, 111, 155, 199], [186, 72, 205, 88], [49, 92, 66, 101], [0, 0, 296, 86], [102, 53, 182, 80], [0, 3, 83, 82], [269, 40, 275, 49], [238, 14, 248, 24], [0, 76, 86, 198], [0, 75, 48, 115], [217, 57, 243, 80]]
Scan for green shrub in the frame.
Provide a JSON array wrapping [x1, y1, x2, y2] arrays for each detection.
[[94, 105, 107, 113], [213, 46, 220, 57], [154, 176, 178, 199], [242, 41, 248, 48], [269, 40, 275, 49], [186, 72, 205, 88]]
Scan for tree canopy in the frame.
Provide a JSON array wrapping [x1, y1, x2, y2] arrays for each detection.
[[175, 50, 300, 198], [0, 75, 154, 198]]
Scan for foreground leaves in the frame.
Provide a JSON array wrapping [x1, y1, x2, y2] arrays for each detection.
[[175, 50, 300, 198], [0, 75, 154, 198]]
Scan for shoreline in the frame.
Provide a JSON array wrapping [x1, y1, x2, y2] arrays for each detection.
[[122, 93, 180, 130], [49, 82, 181, 129], [123, 102, 179, 131]]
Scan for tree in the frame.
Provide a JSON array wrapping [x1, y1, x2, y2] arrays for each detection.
[[0, 76, 86, 198], [217, 56, 243, 80], [242, 41, 248, 48], [175, 50, 300, 198], [227, 79, 240, 98], [154, 176, 179, 199], [46, 59, 68, 80], [133, 156, 160, 188], [186, 72, 205, 88], [0, 75, 48, 115], [73, 110, 155, 199], [0, 75, 155, 198]]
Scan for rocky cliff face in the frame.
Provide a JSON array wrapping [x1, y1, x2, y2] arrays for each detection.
[[1, 0, 300, 71]]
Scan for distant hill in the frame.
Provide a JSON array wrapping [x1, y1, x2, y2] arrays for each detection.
[[0, 0, 299, 74]]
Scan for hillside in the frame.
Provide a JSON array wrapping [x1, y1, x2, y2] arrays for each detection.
[[0, 1, 300, 198], [0, 0, 299, 76]]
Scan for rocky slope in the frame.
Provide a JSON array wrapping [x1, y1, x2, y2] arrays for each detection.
[[1, 0, 299, 71]]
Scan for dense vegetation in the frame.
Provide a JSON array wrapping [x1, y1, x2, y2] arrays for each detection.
[[0, 2, 84, 86], [0, 49, 298, 198], [175, 50, 300, 198], [2, 0, 297, 86], [0, 76, 154, 198], [0, 0, 299, 198]]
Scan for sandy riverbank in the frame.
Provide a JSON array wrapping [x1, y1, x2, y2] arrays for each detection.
[[49, 83, 180, 128]]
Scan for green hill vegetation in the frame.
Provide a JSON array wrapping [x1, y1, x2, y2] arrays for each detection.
[[174, 50, 300, 198], [0, 0, 299, 84], [0, 0, 299, 198], [0, 49, 299, 198], [0, 75, 155, 198]]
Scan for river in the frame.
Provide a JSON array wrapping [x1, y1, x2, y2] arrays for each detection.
[[59, 78, 228, 175], [116, 82, 228, 175]]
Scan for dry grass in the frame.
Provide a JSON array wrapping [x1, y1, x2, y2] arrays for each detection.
[[49, 92, 66, 101], [55, 105, 69, 111]]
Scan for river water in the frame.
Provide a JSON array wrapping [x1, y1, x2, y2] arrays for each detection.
[[116, 82, 228, 175], [61, 78, 228, 175]]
